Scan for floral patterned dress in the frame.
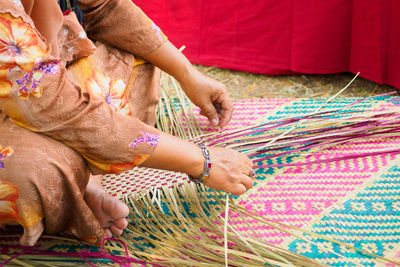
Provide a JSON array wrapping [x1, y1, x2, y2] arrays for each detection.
[[0, 0, 167, 244]]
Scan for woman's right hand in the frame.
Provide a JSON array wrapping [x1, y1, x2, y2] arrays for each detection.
[[203, 147, 255, 196], [141, 133, 255, 196]]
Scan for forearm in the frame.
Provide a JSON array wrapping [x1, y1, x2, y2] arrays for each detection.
[[141, 132, 204, 178], [143, 40, 193, 87]]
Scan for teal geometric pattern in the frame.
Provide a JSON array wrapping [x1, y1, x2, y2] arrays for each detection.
[[288, 165, 400, 266], [272, 97, 380, 121]]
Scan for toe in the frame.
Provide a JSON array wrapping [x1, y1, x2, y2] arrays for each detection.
[[102, 196, 130, 221], [111, 225, 123, 236], [104, 228, 112, 238], [114, 218, 128, 230]]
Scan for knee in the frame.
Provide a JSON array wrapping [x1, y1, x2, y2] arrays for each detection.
[[31, 141, 90, 191]]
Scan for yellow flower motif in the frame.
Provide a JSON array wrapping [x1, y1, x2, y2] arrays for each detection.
[[0, 69, 12, 98], [0, 145, 13, 168], [0, 14, 49, 98], [86, 69, 131, 115], [110, 154, 150, 174], [0, 14, 49, 72], [0, 180, 19, 224]]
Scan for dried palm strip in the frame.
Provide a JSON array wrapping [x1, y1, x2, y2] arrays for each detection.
[[238, 73, 361, 155], [196, 105, 400, 162], [223, 195, 229, 267], [110, 182, 322, 265], [0, 234, 145, 266], [0, 255, 34, 267], [152, 76, 400, 263], [140, 72, 399, 265], [211, 190, 361, 266], [120, 178, 397, 266], [112, 181, 323, 266]]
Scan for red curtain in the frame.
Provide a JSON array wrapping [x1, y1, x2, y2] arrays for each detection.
[[134, 0, 400, 89]]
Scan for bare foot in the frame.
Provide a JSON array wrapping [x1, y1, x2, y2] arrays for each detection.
[[84, 175, 130, 237]]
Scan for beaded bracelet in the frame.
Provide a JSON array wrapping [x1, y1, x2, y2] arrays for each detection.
[[188, 143, 212, 184]]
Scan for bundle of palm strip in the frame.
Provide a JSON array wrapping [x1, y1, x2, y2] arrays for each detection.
[[198, 98, 400, 166]]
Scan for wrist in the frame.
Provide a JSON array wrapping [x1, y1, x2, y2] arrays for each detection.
[[188, 143, 212, 184], [176, 60, 195, 90], [186, 142, 205, 177], [140, 132, 204, 175]]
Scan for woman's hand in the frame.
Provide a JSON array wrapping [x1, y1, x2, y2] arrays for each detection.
[[180, 67, 233, 129], [142, 133, 254, 196], [203, 146, 255, 196], [144, 41, 233, 128]]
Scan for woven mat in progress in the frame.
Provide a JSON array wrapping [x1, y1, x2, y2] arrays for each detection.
[[1, 97, 400, 266]]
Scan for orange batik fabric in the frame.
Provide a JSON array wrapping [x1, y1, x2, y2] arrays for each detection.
[[0, 146, 18, 225], [0, 6, 160, 174], [0, 0, 166, 244]]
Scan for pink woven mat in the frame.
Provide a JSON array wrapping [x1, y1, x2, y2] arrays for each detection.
[[103, 97, 400, 265], [103, 98, 294, 198]]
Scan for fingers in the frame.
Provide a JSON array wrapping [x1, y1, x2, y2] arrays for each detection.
[[230, 175, 254, 196], [200, 91, 233, 128], [205, 147, 255, 197], [229, 172, 256, 196], [201, 101, 220, 127], [104, 228, 112, 238], [246, 157, 254, 168], [242, 175, 254, 191], [233, 161, 256, 196], [231, 184, 247, 196], [216, 94, 233, 128], [115, 218, 128, 228], [228, 178, 255, 196]]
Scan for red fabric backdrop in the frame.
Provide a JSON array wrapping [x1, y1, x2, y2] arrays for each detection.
[[134, 0, 400, 89]]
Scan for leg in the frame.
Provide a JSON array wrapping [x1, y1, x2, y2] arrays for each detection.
[[58, 44, 161, 238], [85, 52, 160, 234], [77, 45, 160, 234], [0, 113, 127, 245], [83, 58, 160, 235]]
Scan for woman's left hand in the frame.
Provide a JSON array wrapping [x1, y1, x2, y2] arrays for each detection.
[[144, 41, 233, 128], [180, 67, 233, 128]]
